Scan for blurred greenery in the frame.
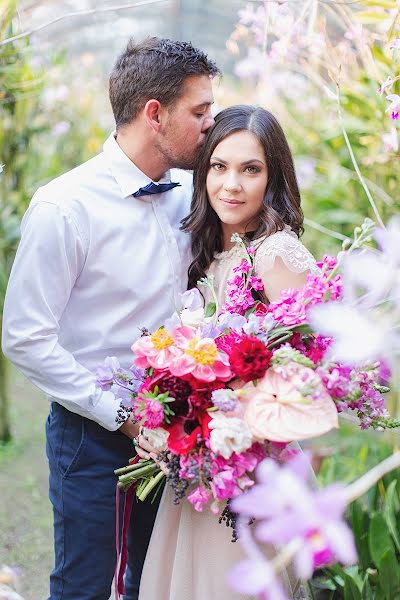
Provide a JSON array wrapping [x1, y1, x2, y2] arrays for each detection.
[[312, 422, 400, 599], [0, 0, 107, 442], [225, 0, 400, 257]]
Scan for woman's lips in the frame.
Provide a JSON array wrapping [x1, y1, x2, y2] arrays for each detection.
[[220, 198, 244, 206]]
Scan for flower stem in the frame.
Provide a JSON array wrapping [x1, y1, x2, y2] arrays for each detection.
[[137, 470, 165, 502], [336, 85, 385, 229], [114, 460, 152, 476], [118, 463, 158, 482]]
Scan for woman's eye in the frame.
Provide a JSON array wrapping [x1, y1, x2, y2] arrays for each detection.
[[245, 166, 259, 174], [210, 163, 224, 171]]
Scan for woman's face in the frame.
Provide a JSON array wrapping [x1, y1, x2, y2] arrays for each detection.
[[206, 130, 268, 244]]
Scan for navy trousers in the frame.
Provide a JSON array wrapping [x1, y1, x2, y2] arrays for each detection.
[[46, 402, 160, 600]]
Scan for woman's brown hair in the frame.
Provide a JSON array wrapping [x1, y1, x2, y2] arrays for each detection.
[[181, 105, 304, 290]]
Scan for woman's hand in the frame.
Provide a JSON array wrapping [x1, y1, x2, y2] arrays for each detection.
[[136, 429, 170, 474]]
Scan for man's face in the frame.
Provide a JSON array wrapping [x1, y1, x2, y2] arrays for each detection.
[[157, 74, 215, 170]]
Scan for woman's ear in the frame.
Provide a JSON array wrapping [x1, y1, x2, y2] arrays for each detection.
[[143, 99, 162, 132]]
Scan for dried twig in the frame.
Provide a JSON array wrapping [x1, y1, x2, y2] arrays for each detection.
[[0, 0, 168, 47]]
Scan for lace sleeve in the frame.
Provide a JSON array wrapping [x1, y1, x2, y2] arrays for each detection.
[[254, 230, 319, 277]]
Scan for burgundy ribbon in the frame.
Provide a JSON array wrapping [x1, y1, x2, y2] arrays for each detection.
[[114, 457, 139, 599]]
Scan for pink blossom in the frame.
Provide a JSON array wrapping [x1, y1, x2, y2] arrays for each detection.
[[233, 259, 252, 274], [168, 326, 232, 382], [132, 327, 178, 370], [136, 397, 164, 428], [243, 365, 339, 442], [187, 486, 211, 512], [211, 468, 240, 500]]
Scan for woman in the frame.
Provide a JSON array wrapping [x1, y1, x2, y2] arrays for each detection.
[[138, 105, 316, 600]]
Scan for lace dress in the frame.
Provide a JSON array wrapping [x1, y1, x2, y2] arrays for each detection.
[[138, 228, 317, 600]]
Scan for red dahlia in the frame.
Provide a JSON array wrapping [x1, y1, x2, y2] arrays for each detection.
[[229, 336, 272, 382]]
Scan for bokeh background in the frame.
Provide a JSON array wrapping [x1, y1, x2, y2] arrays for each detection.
[[1, 1, 399, 598]]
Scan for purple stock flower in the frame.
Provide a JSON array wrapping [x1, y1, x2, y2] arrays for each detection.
[[95, 356, 120, 390]]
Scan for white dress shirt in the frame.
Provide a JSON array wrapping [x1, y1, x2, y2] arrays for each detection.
[[2, 133, 193, 430]]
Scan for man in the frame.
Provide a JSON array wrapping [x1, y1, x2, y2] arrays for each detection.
[[2, 37, 219, 600]]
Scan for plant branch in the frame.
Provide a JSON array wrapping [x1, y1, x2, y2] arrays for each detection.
[[335, 84, 385, 229], [345, 451, 400, 504], [0, 0, 168, 47]]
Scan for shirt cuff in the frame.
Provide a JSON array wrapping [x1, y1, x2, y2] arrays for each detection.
[[89, 389, 131, 431]]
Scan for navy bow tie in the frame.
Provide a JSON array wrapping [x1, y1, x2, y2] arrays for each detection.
[[133, 181, 181, 198]]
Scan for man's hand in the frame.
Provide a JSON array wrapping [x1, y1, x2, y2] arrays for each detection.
[[118, 417, 140, 440]]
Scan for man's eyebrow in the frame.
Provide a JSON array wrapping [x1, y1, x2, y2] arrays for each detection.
[[193, 101, 214, 109]]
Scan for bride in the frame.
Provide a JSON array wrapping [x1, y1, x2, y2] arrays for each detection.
[[136, 105, 317, 600]]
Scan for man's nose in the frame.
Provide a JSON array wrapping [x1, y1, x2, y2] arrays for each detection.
[[202, 114, 215, 132]]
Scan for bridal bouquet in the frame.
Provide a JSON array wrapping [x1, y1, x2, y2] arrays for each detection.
[[96, 220, 396, 522]]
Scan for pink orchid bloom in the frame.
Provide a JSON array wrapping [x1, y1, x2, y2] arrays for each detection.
[[168, 326, 232, 382], [131, 327, 178, 370], [243, 364, 339, 442]]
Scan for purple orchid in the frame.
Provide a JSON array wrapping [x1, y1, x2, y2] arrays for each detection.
[[232, 454, 357, 580]]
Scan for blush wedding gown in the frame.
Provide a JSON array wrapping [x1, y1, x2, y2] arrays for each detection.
[[138, 228, 317, 600]]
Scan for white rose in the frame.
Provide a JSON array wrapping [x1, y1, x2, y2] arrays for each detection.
[[142, 427, 170, 452], [180, 307, 205, 328], [209, 413, 253, 459]]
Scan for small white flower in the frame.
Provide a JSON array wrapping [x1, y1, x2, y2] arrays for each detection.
[[386, 94, 400, 119], [390, 38, 400, 50], [142, 427, 169, 452], [0, 163, 5, 174], [209, 413, 253, 459], [382, 127, 399, 153], [378, 76, 394, 95], [180, 307, 205, 328]]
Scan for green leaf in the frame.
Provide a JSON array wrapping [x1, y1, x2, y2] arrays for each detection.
[[384, 480, 400, 552], [368, 512, 395, 567], [355, 10, 394, 23], [351, 502, 371, 570], [204, 302, 216, 318], [344, 574, 362, 600], [360, 0, 398, 8], [361, 577, 374, 600], [379, 549, 400, 599]]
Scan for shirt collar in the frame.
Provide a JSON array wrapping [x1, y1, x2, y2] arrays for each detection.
[[103, 132, 173, 199]]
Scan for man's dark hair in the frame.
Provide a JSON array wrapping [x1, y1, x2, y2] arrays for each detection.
[[109, 37, 220, 128]]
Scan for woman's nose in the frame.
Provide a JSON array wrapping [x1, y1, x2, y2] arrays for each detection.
[[222, 172, 241, 192]]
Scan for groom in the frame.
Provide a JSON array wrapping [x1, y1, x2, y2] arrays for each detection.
[[2, 37, 219, 600]]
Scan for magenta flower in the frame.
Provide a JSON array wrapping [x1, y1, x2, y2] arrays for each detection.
[[187, 486, 211, 512], [135, 397, 165, 429]]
